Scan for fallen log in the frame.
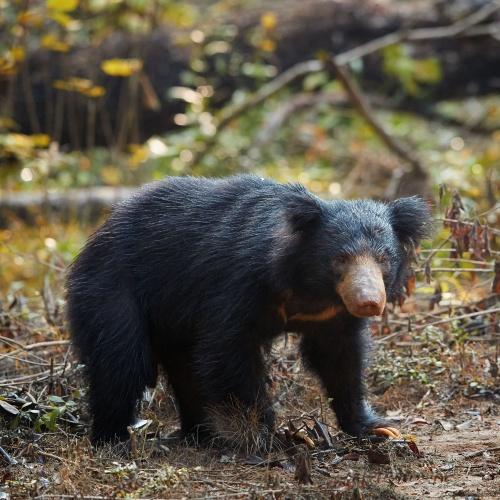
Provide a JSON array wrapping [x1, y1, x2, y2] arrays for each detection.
[[0, 187, 137, 228]]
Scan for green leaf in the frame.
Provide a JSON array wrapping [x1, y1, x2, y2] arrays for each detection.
[[382, 43, 442, 95], [303, 71, 329, 91], [413, 58, 442, 84], [48, 395, 65, 404], [40, 409, 60, 431]]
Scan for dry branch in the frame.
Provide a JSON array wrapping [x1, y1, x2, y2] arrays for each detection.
[[0, 339, 70, 361], [187, 2, 500, 186], [325, 56, 428, 197], [251, 91, 347, 149], [415, 267, 494, 273], [334, 0, 500, 64], [0, 445, 17, 466]]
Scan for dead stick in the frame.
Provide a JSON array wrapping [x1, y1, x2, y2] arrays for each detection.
[[0, 339, 71, 360], [33, 496, 109, 500], [23, 340, 70, 350], [335, 1, 500, 65], [0, 445, 18, 465], [377, 307, 500, 343], [0, 367, 67, 386], [0, 353, 65, 367], [415, 267, 494, 273], [439, 218, 500, 235], [36, 449, 64, 462], [326, 56, 426, 177], [464, 446, 500, 458]]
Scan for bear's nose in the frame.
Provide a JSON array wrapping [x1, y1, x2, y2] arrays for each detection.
[[350, 293, 386, 318]]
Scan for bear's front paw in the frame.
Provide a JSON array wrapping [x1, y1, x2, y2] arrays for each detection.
[[339, 413, 401, 439]]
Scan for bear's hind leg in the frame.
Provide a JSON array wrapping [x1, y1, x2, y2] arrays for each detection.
[[70, 291, 156, 444], [161, 347, 208, 443], [193, 331, 275, 452]]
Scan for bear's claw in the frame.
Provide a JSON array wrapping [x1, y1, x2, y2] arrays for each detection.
[[371, 427, 402, 439]]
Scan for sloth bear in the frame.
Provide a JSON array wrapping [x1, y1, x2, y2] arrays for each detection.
[[66, 175, 431, 447]]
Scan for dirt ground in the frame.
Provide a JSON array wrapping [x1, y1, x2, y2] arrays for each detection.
[[1, 206, 499, 498], [1, 324, 498, 499]]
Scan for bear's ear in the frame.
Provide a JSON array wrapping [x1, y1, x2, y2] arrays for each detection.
[[389, 196, 432, 245], [285, 188, 323, 232]]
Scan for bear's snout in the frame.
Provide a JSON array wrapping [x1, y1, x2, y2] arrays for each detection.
[[336, 255, 386, 318]]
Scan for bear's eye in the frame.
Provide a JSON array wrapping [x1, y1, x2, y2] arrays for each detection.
[[375, 252, 391, 268], [332, 255, 349, 275], [334, 254, 350, 265]]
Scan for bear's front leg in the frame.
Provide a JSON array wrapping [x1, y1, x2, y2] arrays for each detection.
[[300, 316, 399, 438], [193, 332, 275, 452]]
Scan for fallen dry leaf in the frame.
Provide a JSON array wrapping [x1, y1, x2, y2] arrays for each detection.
[[367, 449, 391, 464]]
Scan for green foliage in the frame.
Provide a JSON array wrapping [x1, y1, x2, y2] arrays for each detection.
[[382, 44, 442, 95], [34, 395, 78, 432], [373, 343, 444, 389], [4, 392, 80, 433], [0, 1, 496, 211]]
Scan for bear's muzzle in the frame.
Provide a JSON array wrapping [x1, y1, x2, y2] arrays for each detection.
[[336, 255, 386, 318]]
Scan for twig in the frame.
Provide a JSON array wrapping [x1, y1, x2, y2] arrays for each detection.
[[23, 340, 70, 351], [0, 339, 71, 361], [0, 367, 67, 386], [193, 490, 285, 500], [377, 307, 500, 343], [439, 218, 500, 235], [35, 448, 65, 462], [404, 1, 500, 40], [422, 236, 453, 268], [0, 370, 53, 384], [415, 267, 494, 273], [33, 497, 108, 500], [0, 339, 70, 352], [387, 295, 500, 323], [426, 257, 495, 265], [463, 446, 500, 458], [0, 445, 18, 466], [0, 335, 25, 349], [477, 203, 500, 217], [0, 352, 65, 367]]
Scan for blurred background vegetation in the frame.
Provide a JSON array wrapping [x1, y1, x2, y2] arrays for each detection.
[[0, 4, 498, 496], [0, 0, 498, 296]]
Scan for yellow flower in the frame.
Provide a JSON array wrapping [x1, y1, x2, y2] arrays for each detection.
[[261, 12, 277, 31], [101, 58, 143, 77]]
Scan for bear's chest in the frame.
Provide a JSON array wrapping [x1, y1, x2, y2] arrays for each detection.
[[274, 296, 345, 333]]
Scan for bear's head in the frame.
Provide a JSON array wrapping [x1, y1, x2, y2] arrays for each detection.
[[282, 187, 432, 318]]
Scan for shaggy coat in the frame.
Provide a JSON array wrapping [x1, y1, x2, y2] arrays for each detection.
[[66, 175, 431, 445]]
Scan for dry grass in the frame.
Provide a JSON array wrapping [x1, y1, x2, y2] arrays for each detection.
[[1, 206, 499, 498], [1, 316, 498, 499]]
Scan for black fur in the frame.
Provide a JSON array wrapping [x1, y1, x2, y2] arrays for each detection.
[[66, 175, 431, 444]]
